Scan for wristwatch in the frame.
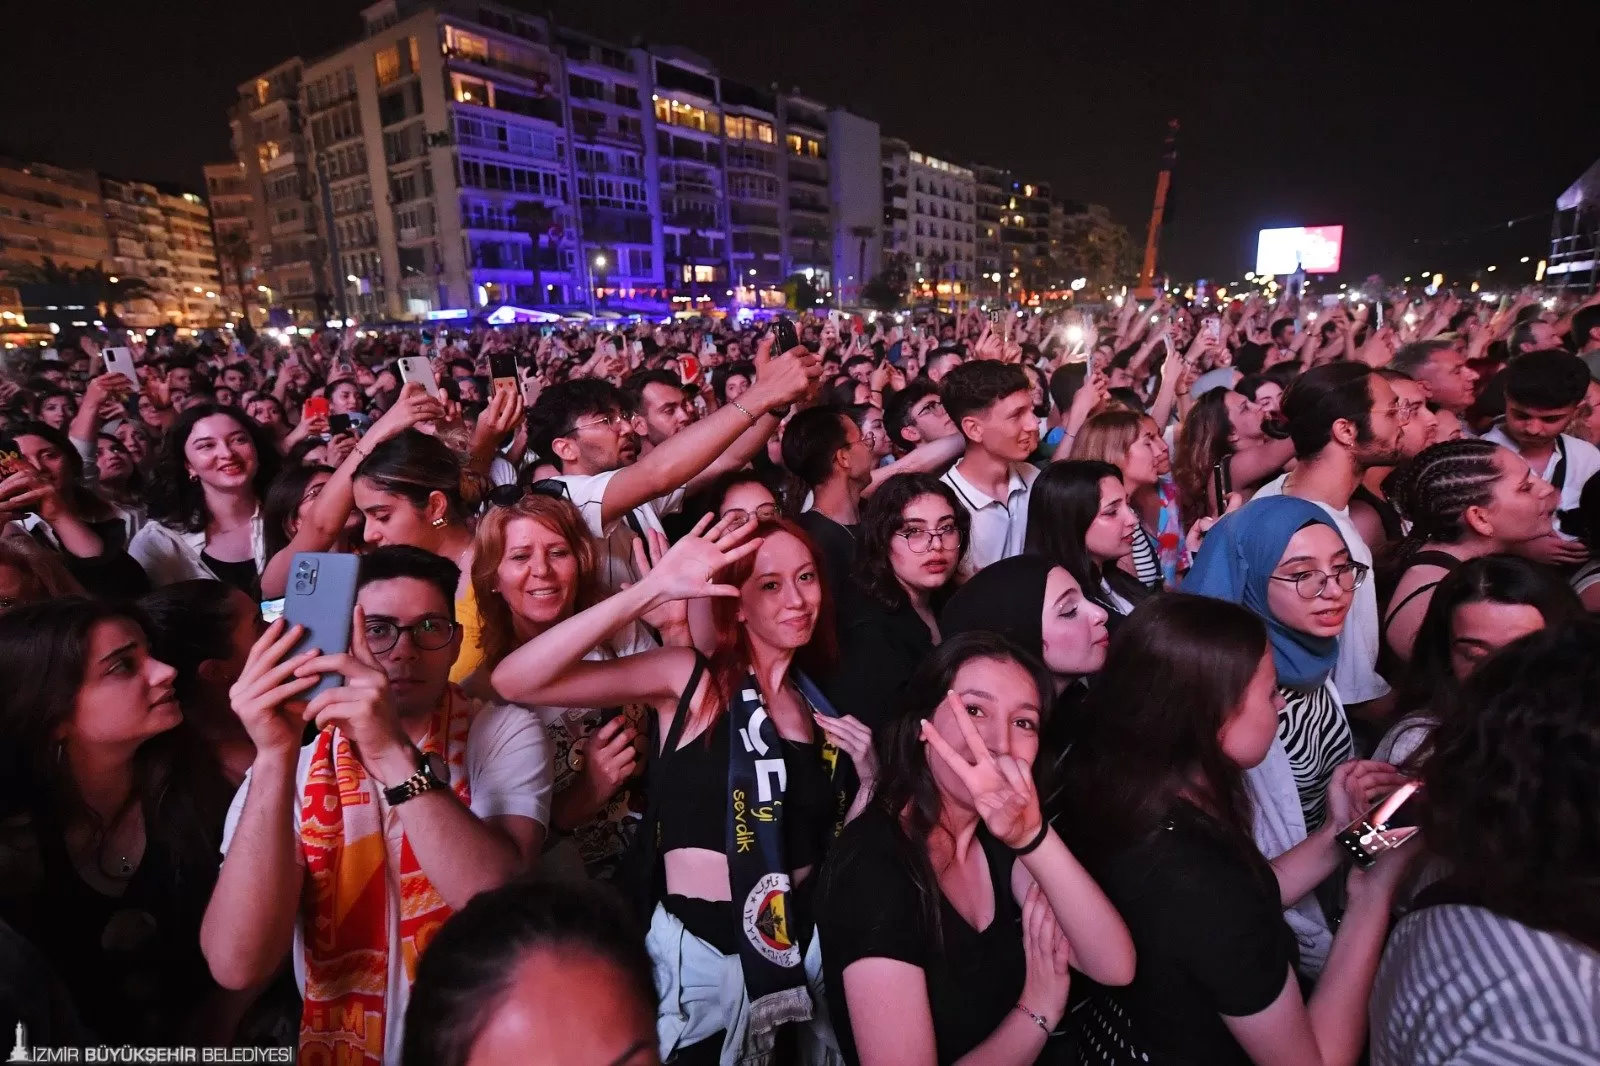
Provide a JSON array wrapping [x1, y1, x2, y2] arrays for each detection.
[[381, 747, 449, 806]]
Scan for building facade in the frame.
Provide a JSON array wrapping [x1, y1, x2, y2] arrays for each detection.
[[100, 177, 225, 329], [828, 108, 881, 309], [907, 150, 975, 309], [648, 46, 729, 306], [780, 91, 832, 294], [0, 160, 111, 275], [204, 161, 256, 321]]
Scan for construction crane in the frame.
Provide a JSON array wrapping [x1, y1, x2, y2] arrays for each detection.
[[1134, 119, 1180, 301]]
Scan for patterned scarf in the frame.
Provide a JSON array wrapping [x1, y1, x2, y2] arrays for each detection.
[[298, 687, 476, 1065], [726, 671, 848, 1036]]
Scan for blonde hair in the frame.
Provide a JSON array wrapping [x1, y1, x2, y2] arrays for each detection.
[[1069, 408, 1144, 467], [471, 494, 600, 669]]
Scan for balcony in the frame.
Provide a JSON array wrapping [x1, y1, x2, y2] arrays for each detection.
[[581, 206, 653, 244], [444, 45, 555, 88], [788, 169, 827, 190], [788, 197, 828, 217], [659, 163, 718, 193], [664, 209, 722, 231]]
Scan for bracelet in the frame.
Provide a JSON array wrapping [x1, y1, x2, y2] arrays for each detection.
[[1013, 1003, 1050, 1033], [729, 399, 757, 424], [1011, 822, 1049, 856]]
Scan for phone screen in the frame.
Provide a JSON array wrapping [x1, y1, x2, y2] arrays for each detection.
[[1334, 781, 1424, 868]]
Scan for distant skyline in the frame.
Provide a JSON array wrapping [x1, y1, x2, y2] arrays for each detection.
[[4, 0, 1597, 283]]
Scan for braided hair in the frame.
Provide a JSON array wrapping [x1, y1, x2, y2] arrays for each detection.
[[1384, 438, 1501, 565]]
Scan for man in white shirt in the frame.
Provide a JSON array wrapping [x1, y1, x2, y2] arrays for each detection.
[[938, 361, 1041, 572], [201, 547, 552, 1066], [1252, 362, 1405, 711], [527, 345, 819, 592], [1481, 349, 1598, 566]]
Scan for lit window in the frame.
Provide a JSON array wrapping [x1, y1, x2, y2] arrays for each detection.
[[408, 35, 420, 74], [375, 46, 400, 87]]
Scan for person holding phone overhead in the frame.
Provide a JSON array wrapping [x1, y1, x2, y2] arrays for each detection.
[[201, 546, 551, 1066]]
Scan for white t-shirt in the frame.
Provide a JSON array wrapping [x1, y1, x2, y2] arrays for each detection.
[[219, 700, 553, 1066], [553, 469, 686, 592], [1252, 475, 1391, 704], [1480, 427, 1600, 542]]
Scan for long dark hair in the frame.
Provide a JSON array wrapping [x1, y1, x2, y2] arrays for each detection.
[[1058, 594, 1268, 867], [0, 597, 231, 886], [147, 404, 281, 533], [354, 428, 478, 525], [1024, 459, 1149, 613], [832, 632, 1053, 947], [139, 580, 252, 724], [1173, 388, 1233, 521], [1422, 619, 1600, 951], [402, 877, 655, 1066], [1394, 555, 1584, 753], [262, 462, 335, 562], [9, 421, 114, 523], [853, 473, 968, 612]]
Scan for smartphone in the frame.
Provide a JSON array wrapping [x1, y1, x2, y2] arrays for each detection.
[[678, 354, 702, 386], [283, 552, 361, 699], [489, 350, 518, 390], [260, 598, 286, 625], [0, 435, 23, 478], [397, 355, 441, 399], [302, 396, 330, 422], [102, 346, 138, 384], [772, 316, 799, 352], [1203, 316, 1222, 342], [1334, 781, 1424, 868], [1210, 460, 1232, 516], [329, 412, 353, 435]]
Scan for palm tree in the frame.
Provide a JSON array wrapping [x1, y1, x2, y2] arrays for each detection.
[[0, 258, 156, 322], [509, 200, 554, 307], [848, 224, 874, 304], [215, 231, 254, 323]]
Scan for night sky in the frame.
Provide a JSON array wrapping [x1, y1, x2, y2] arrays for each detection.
[[7, 0, 1598, 284]]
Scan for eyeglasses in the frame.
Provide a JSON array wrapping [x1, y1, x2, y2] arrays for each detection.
[[913, 399, 945, 419], [721, 503, 778, 528], [1395, 400, 1425, 422], [1269, 561, 1370, 600], [895, 524, 960, 554], [364, 616, 457, 654], [569, 413, 625, 433]]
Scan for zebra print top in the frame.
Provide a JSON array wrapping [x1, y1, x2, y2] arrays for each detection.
[[1371, 904, 1600, 1065], [1129, 523, 1164, 589], [1277, 682, 1352, 832]]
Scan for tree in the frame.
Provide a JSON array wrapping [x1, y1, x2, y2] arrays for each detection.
[[848, 225, 875, 302], [862, 252, 910, 311], [215, 230, 254, 323], [509, 200, 554, 306], [0, 258, 156, 323]]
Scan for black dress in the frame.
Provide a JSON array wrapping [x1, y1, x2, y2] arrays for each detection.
[[824, 579, 938, 731], [795, 510, 858, 601], [1076, 803, 1297, 1066], [818, 808, 1051, 1066]]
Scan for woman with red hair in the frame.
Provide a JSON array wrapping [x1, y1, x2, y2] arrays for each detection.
[[492, 514, 875, 1065]]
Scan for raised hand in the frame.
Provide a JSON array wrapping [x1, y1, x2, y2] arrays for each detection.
[[228, 619, 322, 758], [1324, 759, 1406, 832], [638, 512, 763, 604], [630, 529, 690, 636], [919, 689, 1042, 848], [578, 715, 642, 806]]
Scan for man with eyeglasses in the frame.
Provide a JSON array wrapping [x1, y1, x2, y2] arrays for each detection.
[[884, 379, 959, 456], [203, 546, 552, 1065], [528, 341, 820, 593], [1349, 368, 1439, 550], [1252, 362, 1406, 720]]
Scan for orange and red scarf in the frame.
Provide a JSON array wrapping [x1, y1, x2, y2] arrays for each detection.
[[298, 687, 475, 1065]]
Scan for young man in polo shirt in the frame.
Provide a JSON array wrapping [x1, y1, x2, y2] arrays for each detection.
[[938, 361, 1040, 572]]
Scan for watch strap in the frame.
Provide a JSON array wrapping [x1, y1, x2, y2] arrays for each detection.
[[382, 748, 446, 806]]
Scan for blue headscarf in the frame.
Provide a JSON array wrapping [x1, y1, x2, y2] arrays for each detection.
[[1181, 496, 1347, 689]]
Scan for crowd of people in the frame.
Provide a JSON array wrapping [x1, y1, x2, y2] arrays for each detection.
[[1, 282, 1598, 1065]]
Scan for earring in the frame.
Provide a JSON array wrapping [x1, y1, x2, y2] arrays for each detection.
[[431, 517, 447, 529]]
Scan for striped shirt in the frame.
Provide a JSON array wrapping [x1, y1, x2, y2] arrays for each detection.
[[1130, 523, 1164, 588], [1371, 904, 1600, 1065], [1278, 682, 1352, 832]]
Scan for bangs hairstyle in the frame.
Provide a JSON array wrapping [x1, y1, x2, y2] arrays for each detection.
[[1058, 593, 1269, 865], [853, 473, 968, 612], [1069, 408, 1145, 467], [702, 519, 837, 728], [471, 495, 600, 670]]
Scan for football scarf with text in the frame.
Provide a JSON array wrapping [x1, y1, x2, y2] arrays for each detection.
[[725, 671, 847, 1033]]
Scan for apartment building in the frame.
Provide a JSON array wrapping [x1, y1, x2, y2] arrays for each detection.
[[0, 160, 111, 275], [556, 26, 664, 304], [828, 108, 882, 308], [230, 58, 325, 321], [204, 161, 255, 319], [719, 77, 783, 298], [647, 46, 729, 302], [1002, 178, 1056, 300], [972, 164, 1008, 305], [907, 150, 975, 309], [780, 91, 832, 292], [880, 136, 910, 262], [100, 177, 225, 329]]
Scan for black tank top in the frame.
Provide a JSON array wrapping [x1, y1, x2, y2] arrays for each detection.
[[1351, 484, 1405, 545]]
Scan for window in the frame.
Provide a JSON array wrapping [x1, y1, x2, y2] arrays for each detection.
[[681, 263, 718, 283], [653, 97, 720, 134], [408, 35, 420, 75], [569, 74, 605, 100], [628, 248, 653, 275], [615, 85, 639, 108], [448, 27, 489, 62], [459, 158, 566, 200], [454, 75, 490, 106], [375, 45, 400, 87], [616, 115, 642, 139]]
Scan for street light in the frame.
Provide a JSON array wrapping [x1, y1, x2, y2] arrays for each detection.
[[593, 254, 607, 269], [347, 274, 359, 283]]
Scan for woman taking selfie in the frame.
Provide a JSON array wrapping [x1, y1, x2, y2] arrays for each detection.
[[1375, 554, 1582, 767], [131, 403, 280, 595], [1173, 388, 1293, 520], [816, 631, 1135, 1066], [1379, 438, 1556, 664], [1024, 460, 1151, 625], [826, 473, 967, 730], [492, 515, 876, 1064], [1184, 496, 1402, 975], [470, 493, 670, 881], [1060, 595, 1414, 1066], [0, 597, 235, 1044]]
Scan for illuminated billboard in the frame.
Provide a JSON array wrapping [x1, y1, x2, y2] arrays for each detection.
[[1254, 226, 1344, 276]]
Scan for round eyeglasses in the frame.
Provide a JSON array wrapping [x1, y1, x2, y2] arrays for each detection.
[[364, 616, 457, 654], [721, 504, 779, 528], [894, 525, 960, 554], [1268, 561, 1369, 600]]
